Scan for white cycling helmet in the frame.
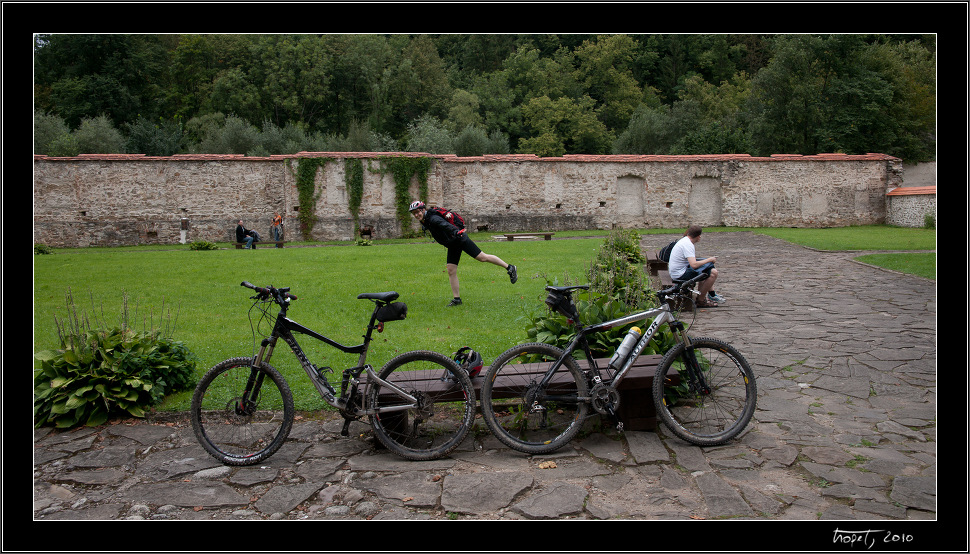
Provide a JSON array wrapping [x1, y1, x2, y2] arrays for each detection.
[[408, 200, 426, 212]]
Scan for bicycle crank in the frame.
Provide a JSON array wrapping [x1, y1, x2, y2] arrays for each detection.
[[589, 383, 620, 416]]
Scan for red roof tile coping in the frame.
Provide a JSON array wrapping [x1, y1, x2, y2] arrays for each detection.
[[35, 152, 901, 163], [886, 186, 936, 196]]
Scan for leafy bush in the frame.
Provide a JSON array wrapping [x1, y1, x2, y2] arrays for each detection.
[[524, 291, 674, 360], [189, 239, 218, 250], [34, 110, 72, 155], [74, 114, 127, 154], [524, 230, 675, 360], [33, 291, 197, 428], [35, 244, 55, 255], [585, 229, 650, 309], [124, 116, 186, 156]]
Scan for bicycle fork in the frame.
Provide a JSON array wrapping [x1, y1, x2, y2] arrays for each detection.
[[669, 322, 711, 395], [238, 339, 275, 415]]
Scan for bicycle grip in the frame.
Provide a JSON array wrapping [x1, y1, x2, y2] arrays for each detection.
[[241, 281, 270, 296]]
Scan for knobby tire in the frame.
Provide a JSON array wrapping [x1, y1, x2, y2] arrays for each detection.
[[652, 337, 756, 446], [368, 350, 475, 461], [481, 343, 589, 455], [191, 357, 295, 466]]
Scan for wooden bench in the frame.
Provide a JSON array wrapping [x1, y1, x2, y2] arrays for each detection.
[[234, 241, 286, 249], [371, 354, 670, 432], [646, 250, 668, 276], [503, 233, 555, 241]]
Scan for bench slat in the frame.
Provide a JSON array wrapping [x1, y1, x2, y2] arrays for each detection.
[[234, 241, 286, 249], [367, 354, 668, 430], [503, 233, 554, 241]]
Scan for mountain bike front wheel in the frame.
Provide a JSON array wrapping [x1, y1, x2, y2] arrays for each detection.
[[481, 343, 590, 455], [191, 357, 295, 465], [368, 350, 475, 461], [653, 337, 756, 446]]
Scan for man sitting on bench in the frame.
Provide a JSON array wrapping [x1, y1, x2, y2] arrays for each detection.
[[667, 225, 723, 307], [235, 220, 260, 249]]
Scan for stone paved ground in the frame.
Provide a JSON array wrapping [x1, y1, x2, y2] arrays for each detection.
[[32, 232, 944, 546]]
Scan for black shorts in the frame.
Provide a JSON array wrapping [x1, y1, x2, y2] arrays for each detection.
[[446, 234, 482, 265]]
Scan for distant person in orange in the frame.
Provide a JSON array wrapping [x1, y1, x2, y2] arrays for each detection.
[[271, 211, 284, 247]]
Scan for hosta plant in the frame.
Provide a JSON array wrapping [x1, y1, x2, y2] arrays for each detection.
[[34, 290, 197, 428], [34, 328, 198, 428]]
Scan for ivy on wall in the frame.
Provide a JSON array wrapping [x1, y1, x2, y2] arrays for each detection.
[[289, 157, 333, 241], [376, 156, 432, 237], [345, 158, 364, 234], [288, 155, 431, 240]]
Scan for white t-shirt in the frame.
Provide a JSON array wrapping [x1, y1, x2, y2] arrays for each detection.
[[668, 236, 695, 279]]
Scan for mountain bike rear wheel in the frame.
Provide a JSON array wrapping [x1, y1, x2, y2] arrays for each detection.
[[368, 350, 475, 461], [191, 357, 295, 465], [653, 338, 756, 446], [481, 343, 589, 455]]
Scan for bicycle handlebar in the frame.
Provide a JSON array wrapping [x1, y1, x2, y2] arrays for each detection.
[[241, 281, 298, 302], [657, 272, 708, 302]]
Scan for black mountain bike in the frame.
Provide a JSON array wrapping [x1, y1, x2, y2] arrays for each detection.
[[480, 274, 756, 454], [190, 282, 475, 464]]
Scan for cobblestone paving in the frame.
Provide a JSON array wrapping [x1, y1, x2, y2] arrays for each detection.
[[33, 233, 938, 544]]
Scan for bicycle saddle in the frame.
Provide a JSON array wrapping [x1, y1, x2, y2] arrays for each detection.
[[544, 285, 589, 294], [357, 291, 400, 302]]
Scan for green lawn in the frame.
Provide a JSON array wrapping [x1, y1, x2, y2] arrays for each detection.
[[749, 224, 936, 252], [33, 225, 935, 411], [34, 237, 601, 410]]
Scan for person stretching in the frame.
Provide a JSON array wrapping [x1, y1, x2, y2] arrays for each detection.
[[409, 201, 517, 306]]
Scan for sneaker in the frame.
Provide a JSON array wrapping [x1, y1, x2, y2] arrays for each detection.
[[447, 297, 462, 307], [507, 264, 518, 284], [709, 292, 725, 303]]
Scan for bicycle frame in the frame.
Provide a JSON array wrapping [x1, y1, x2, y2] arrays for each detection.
[[543, 304, 680, 391], [247, 298, 419, 418], [541, 278, 711, 402]]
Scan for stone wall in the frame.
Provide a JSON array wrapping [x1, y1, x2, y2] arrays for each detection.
[[886, 186, 936, 228], [33, 152, 903, 248]]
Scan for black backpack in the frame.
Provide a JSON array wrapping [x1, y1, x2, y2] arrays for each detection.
[[657, 239, 678, 263], [429, 207, 466, 230]]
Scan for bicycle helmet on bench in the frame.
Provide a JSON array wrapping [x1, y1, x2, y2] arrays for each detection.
[[452, 347, 483, 378]]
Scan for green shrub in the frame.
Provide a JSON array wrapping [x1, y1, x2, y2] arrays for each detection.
[[34, 244, 55, 255], [524, 231, 675, 360], [189, 239, 218, 250], [524, 290, 675, 360], [33, 291, 197, 428], [585, 229, 650, 309]]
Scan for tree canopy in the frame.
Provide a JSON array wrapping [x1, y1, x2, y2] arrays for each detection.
[[33, 33, 936, 163]]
